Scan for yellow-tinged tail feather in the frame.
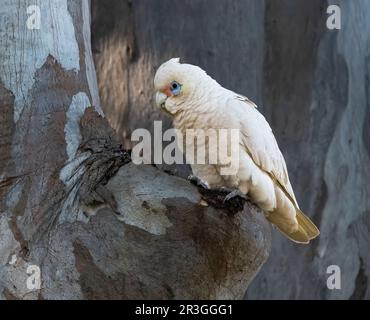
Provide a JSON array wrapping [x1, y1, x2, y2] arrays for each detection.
[[285, 209, 319, 244], [267, 209, 320, 244]]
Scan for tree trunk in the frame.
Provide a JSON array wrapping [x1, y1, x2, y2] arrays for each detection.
[[92, 0, 370, 299], [0, 0, 270, 300], [247, 0, 370, 300]]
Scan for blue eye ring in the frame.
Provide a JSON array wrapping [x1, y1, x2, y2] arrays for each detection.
[[170, 81, 182, 95]]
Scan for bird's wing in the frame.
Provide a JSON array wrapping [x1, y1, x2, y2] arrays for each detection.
[[227, 95, 319, 243], [231, 96, 298, 207]]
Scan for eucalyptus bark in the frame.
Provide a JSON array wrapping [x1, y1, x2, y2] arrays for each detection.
[[248, 0, 370, 300], [0, 0, 271, 299]]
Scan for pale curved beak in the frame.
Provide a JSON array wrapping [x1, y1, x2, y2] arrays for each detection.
[[155, 92, 168, 109]]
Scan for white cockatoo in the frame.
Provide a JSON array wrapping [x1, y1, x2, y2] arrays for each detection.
[[154, 58, 319, 243]]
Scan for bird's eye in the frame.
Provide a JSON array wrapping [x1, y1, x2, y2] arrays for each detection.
[[170, 81, 182, 95]]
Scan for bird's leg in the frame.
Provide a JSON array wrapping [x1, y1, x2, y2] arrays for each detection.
[[188, 175, 211, 206], [188, 174, 210, 189], [187, 176, 249, 214], [221, 188, 249, 215], [198, 186, 249, 215], [223, 189, 249, 203], [205, 186, 249, 202]]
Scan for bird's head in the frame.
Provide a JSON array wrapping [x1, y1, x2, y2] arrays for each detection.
[[154, 58, 215, 116]]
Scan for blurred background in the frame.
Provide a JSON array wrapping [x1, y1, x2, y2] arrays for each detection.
[[91, 0, 370, 299]]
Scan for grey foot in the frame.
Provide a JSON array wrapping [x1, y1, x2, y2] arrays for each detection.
[[193, 186, 248, 215], [223, 189, 249, 203], [188, 174, 210, 189], [223, 189, 248, 214]]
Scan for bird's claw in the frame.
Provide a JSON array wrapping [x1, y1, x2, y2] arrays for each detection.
[[188, 174, 210, 189], [218, 188, 249, 214], [223, 189, 249, 203]]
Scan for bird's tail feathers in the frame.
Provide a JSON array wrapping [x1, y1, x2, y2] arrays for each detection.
[[267, 209, 320, 244]]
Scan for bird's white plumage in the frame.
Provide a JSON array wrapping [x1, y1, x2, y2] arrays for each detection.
[[154, 58, 319, 243]]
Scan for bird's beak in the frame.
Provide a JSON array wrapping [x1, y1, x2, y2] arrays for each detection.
[[155, 91, 168, 110]]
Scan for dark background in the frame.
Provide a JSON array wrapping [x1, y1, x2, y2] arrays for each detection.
[[91, 0, 370, 299]]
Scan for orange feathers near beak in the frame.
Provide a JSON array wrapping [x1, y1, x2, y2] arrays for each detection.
[[161, 87, 172, 97]]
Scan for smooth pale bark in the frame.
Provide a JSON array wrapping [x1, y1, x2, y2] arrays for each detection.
[[0, 0, 271, 299], [248, 0, 370, 300]]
